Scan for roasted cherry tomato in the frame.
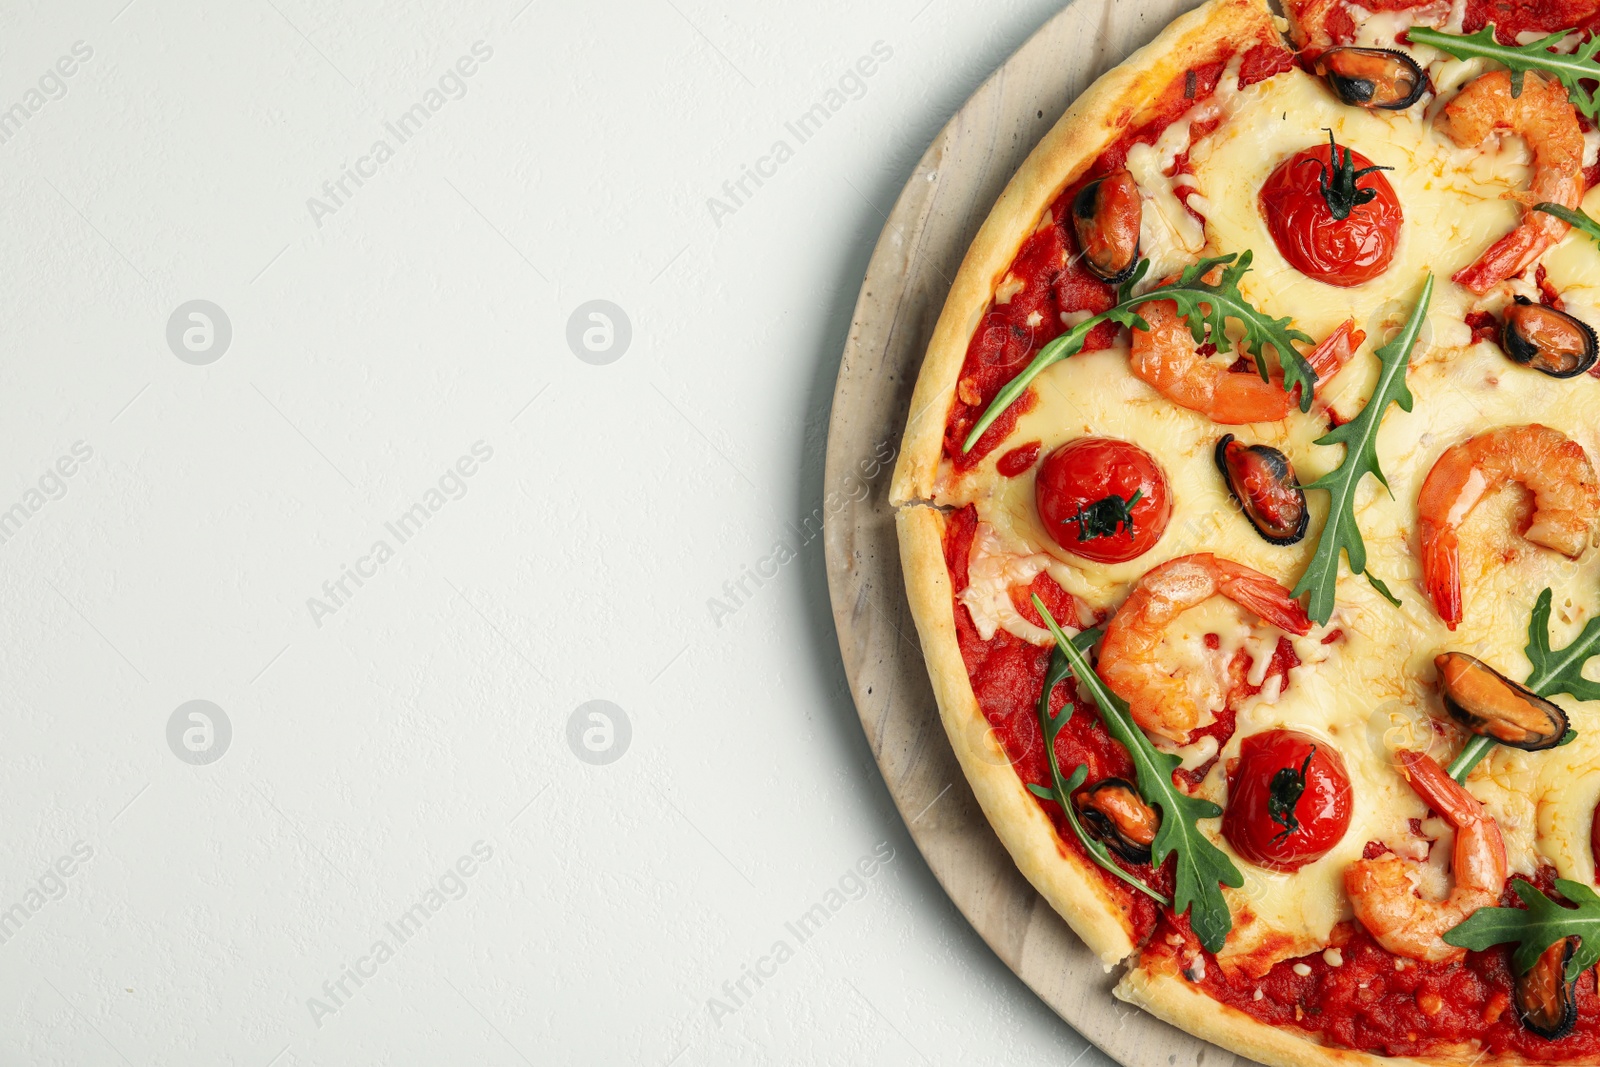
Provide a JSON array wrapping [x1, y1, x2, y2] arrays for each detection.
[[1223, 730, 1352, 871], [1035, 437, 1171, 563], [1259, 131, 1401, 287]]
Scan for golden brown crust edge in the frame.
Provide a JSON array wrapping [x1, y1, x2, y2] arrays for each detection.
[[896, 506, 1138, 965], [888, 0, 1285, 507], [1117, 966, 1486, 1067], [888, 0, 1288, 978]]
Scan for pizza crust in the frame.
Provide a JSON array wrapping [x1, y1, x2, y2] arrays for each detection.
[[896, 506, 1139, 966], [889, 0, 1284, 977], [1117, 964, 1483, 1067], [889, 0, 1287, 507]]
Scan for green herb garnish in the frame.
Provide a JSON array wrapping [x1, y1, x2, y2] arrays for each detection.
[[1033, 595, 1242, 952], [1028, 620, 1167, 902], [963, 253, 1315, 452], [1366, 571, 1403, 608], [1449, 587, 1599, 781], [1536, 201, 1600, 248], [1525, 587, 1600, 702], [1291, 273, 1433, 625], [1446, 878, 1600, 981], [1408, 25, 1600, 120]]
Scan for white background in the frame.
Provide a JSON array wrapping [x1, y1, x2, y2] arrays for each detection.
[[0, 0, 1123, 1063]]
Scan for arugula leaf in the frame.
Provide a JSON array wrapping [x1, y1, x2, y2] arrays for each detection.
[[1408, 25, 1600, 121], [1366, 571, 1403, 608], [1445, 878, 1600, 981], [1036, 636, 1080, 723], [1291, 273, 1433, 625], [963, 253, 1315, 452], [1028, 622, 1168, 902], [1536, 201, 1600, 249], [1033, 595, 1242, 952], [1449, 587, 1600, 780], [1526, 587, 1600, 701]]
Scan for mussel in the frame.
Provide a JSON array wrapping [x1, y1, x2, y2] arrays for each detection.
[[1313, 47, 1428, 110], [1071, 169, 1142, 284], [1516, 935, 1578, 1040], [1215, 435, 1308, 546], [1502, 296, 1599, 378], [1074, 778, 1159, 864], [1435, 652, 1569, 751]]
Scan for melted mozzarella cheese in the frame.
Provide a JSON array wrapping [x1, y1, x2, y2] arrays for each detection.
[[961, 521, 1088, 644], [936, 63, 1600, 972], [1127, 141, 1206, 282], [1126, 55, 1249, 287]]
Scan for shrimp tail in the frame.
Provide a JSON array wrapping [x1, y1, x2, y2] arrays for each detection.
[[1396, 750, 1477, 819], [1217, 563, 1312, 635], [1306, 320, 1364, 384], [1452, 227, 1548, 296], [1420, 520, 1463, 631]]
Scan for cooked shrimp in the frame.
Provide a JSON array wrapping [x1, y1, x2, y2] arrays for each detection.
[[1417, 424, 1599, 629], [1441, 70, 1585, 295], [1098, 553, 1311, 743], [1346, 749, 1507, 962], [1129, 287, 1363, 423]]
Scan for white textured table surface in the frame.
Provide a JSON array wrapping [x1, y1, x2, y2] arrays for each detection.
[[0, 1, 1130, 1064]]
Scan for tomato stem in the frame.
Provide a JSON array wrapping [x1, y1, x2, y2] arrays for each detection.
[[1312, 128, 1391, 222], [1267, 748, 1313, 840], [1069, 488, 1142, 542]]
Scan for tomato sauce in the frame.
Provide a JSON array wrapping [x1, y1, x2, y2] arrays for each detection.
[[943, 506, 1169, 936], [1463, 0, 1600, 40], [942, 44, 1295, 470], [997, 441, 1042, 477], [1326, 0, 1600, 44], [943, 506, 1299, 951], [1149, 872, 1600, 1061]]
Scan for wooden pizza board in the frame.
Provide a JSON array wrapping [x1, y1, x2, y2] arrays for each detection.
[[822, 1, 1257, 1063]]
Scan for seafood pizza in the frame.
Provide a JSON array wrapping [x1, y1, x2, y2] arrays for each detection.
[[890, 0, 1600, 1063]]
